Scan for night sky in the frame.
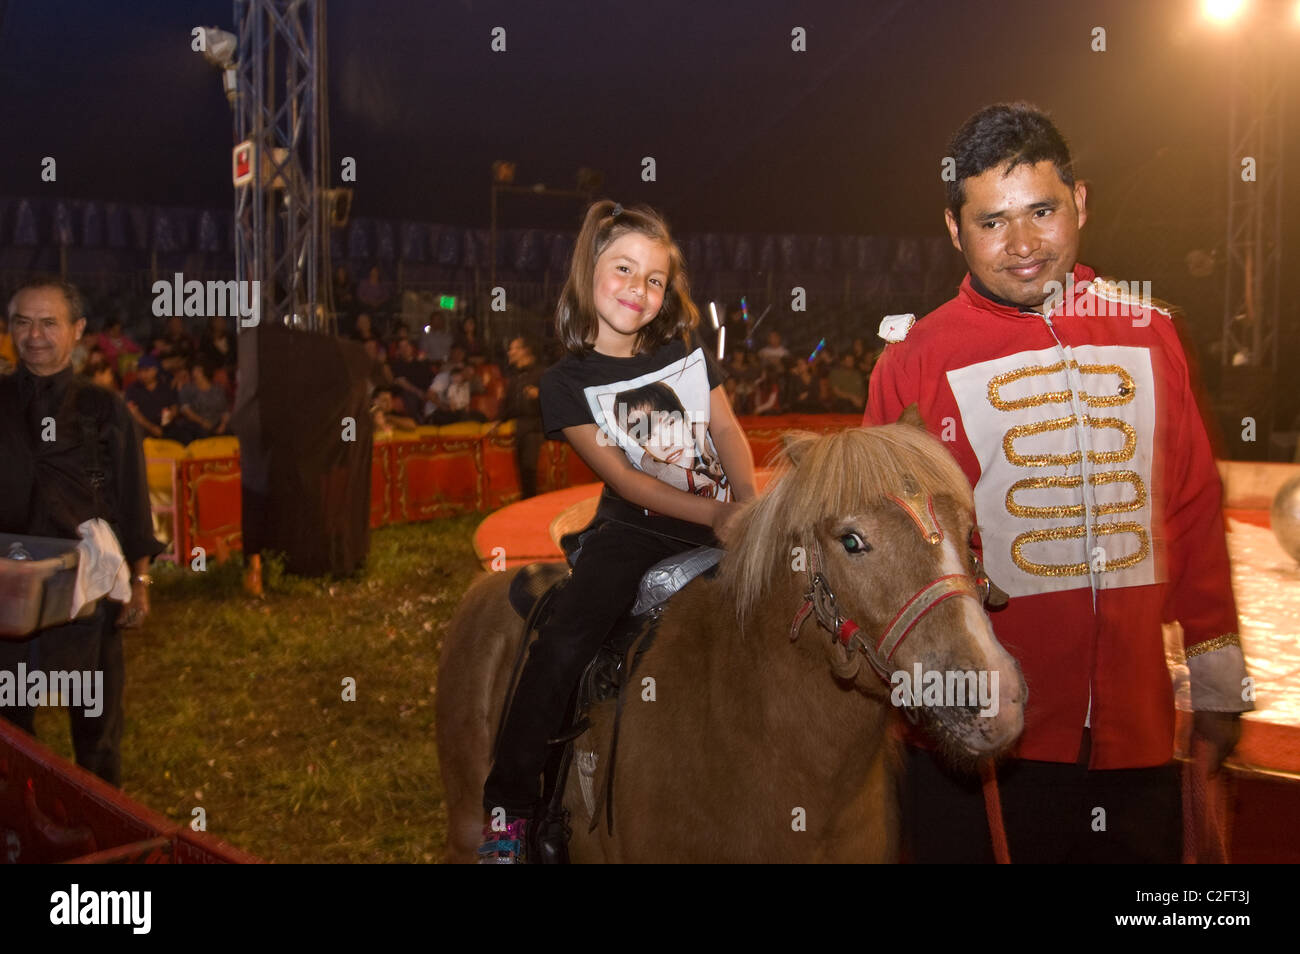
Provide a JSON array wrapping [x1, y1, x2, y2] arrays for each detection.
[[1, 0, 1297, 319]]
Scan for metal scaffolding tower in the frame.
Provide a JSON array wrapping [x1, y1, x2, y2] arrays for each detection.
[[232, 0, 329, 333], [1221, 31, 1285, 370]]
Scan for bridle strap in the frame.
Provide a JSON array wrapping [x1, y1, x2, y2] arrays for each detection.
[[789, 537, 980, 684], [876, 574, 978, 663]]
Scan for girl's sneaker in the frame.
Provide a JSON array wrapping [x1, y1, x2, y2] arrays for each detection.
[[477, 817, 529, 864]]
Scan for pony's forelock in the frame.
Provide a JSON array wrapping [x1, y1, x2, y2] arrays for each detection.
[[718, 425, 973, 634]]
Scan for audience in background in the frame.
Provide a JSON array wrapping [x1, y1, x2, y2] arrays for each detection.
[[371, 386, 417, 434], [357, 266, 392, 321], [427, 345, 485, 424], [827, 351, 867, 413], [453, 316, 486, 361], [363, 337, 395, 394], [752, 363, 783, 415], [0, 315, 16, 373], [333, 265, 356, 318], [492, 336, 544, 498], [785, 357, 822, 412], [124, 354, 182, 441], [88, 361, 122, 394], [757, 331, 789, 367], [0, 280, 882, 446], [389, 338, 433, 418], [198, 316, 236, 374], [420, 314, 452, 364], [160, 315, 196, 369], [96, 316, 141, 370], [177, 361, 231, 443], [352, 311, 378, 345]]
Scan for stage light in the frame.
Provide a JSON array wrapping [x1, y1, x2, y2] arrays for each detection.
[[195, 26, 238, 102], [196, 26, 237, 67], [1202, 0, 1248, 24]]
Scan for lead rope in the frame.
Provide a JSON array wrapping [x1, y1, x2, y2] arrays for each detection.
[[979, 759, 1010, 863]]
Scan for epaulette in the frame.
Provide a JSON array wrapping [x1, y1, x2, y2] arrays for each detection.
[[878, 313, 916, 343], [1091, 277, 1175, 320]]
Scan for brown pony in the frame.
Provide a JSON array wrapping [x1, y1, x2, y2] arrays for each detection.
[[437, 419, 1026, 862]]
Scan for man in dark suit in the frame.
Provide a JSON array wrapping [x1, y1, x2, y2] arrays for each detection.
[[0, 275, 162, 785]]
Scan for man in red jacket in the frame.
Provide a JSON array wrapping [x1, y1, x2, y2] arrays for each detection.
[[865, 103, 1251, 862]]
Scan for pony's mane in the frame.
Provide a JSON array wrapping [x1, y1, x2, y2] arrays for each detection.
[[717, 424, 973, 634]]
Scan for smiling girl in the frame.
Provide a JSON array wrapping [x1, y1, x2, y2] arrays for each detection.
[[478, 200, 756, 862]]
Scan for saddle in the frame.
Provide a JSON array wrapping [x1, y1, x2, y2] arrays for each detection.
[[496, 528, 724, 863]]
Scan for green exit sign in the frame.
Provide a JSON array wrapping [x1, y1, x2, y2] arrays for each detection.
[[439, 295, 457, 310]]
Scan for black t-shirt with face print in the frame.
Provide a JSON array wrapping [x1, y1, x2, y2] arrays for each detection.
[[540, 327, 730, 546]]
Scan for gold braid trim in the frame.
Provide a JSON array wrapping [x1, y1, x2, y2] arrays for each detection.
[[1185, 633, 1241, 658]]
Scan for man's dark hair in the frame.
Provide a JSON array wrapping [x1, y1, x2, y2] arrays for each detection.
[[7, 273, 85, 324], [945, 103, 1075, 216]]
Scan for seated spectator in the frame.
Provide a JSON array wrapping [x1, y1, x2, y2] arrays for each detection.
[[858, 344, 882, 378], [427, 347, 485, 424], [96, 316, 141, 369], [352, 311, 378, 344], [87, 362, 122, 394], [357, 266, 392, 319], [386, 322, 412, 360], [177, 361, 231, 443], [162, 315, 196, 367], [170, 363, 192, 394], [752, 364, 783, 415], [0, 315, 15, 374], [333, 265, 356, 318], [125, 354, 183, 441], [453, 316, 486, 362], [420, 314, 452, 363], [198, 316, 236, 373], [389, 338, 433, 418], [722, 376, 740, 407], [827, 351, 867, 413], [372, 386, 417, 434], [362, 338, 395, 394], [784, 357, 824, 413], [757, 331, 790, 367], [726, 350, 756, 411]]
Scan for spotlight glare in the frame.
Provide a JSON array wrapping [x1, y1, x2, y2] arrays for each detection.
[[1202, 0, 1248, 24]]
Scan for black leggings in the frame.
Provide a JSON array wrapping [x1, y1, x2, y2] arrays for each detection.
[[483, 518, 693, 816]]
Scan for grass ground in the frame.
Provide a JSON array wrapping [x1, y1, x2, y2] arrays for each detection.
[[33, 515, 485, 863]]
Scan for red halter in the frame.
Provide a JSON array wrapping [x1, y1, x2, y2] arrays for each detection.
[[787, 486, 980, 683]]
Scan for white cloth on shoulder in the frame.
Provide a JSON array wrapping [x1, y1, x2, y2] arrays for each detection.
[[70, 518, 132, 619]]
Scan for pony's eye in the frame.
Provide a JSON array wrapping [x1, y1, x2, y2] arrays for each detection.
[[840, 532, 870, 554]]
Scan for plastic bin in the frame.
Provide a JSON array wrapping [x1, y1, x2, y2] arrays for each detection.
[[0, 534, 96, 639]]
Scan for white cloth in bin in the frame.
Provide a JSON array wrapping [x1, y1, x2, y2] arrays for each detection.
[[70, 518, 132, 619]]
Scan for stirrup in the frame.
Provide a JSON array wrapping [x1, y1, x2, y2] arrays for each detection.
[[477, 816, 529, 864]]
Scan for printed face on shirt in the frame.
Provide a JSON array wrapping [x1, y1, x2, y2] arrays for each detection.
[[626, 407, 695, 468], [8, 286, 86, 377], [945, 160, 1087, 313], [591, 232, 669, 357]]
